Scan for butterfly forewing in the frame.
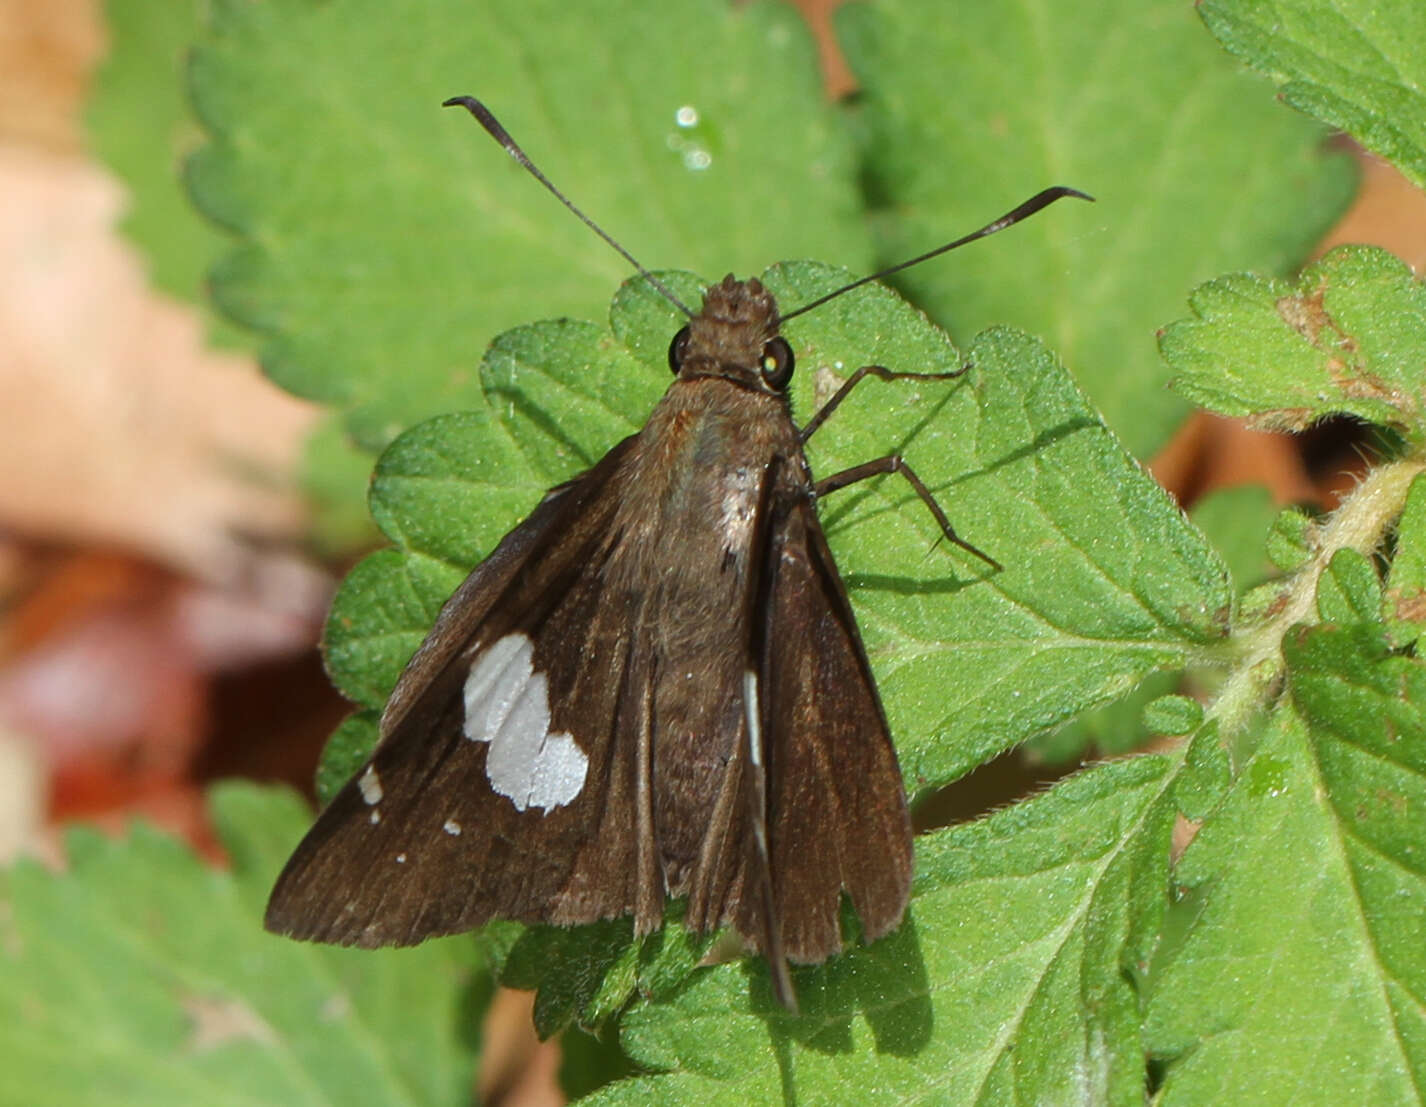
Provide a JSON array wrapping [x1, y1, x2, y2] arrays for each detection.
[[266, 439, 655, 944], [757, 495, 913, 960]]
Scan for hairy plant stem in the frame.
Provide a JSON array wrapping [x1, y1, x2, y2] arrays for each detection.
[[1208, 455, 1426, 752]]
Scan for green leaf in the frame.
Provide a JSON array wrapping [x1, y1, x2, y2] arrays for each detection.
[[88, 0, 243, 346], [1027, 669, 1180, 765], [837, 0, 1355, 459], [324, 266, 1231, 803], [323, 549, 464, 711], [1162, 246, 1426, 435], [303, 417, 382, 556], [1190, 483, 1279, 594], [501, 910, 714, 1038], [1265, 503, 1316, 572], [1316, 548, 1382, 624], [1143, 694, 1204, 737], [1385, 471, 1426, 647], [1173, 720, 1233, 820], [583, 757, 1175, 1105], [790, 295, 1230, 789], [188, 0, 869, 448], [1146, 625, 1426, 1099], [369, 404, 561, 568], [559, 1024, 638, 1101], [0, 784, 492, 1107], [1200, 0, 1426, 188]]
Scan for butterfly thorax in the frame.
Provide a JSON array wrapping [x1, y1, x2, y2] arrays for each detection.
[[609, 366, 804, 587]]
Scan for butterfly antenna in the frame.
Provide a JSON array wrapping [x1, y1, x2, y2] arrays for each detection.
[[444, 95, 695, 318], [778, 186, 1094, 323]]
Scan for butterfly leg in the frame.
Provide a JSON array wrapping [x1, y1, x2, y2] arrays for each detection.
[[799, 363, 968, 445], [814, 454, 1001, 571]]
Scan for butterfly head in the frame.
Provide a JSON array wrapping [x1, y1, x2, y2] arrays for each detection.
[[666, 275, 795, 395]]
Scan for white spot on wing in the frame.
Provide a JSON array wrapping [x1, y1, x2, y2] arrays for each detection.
[[463, 633, 589, 812], [358, 765, 383, 805], [443, 819, 462, 836], [369, 810, 380, 825]]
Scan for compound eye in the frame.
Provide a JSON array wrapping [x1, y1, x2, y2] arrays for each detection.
[[668, 326, 692, 374], [759, 336, 794, 389]]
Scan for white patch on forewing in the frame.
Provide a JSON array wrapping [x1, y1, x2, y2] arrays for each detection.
[[463, 633, 588, 812], [442, 819, 462, 837], [358, 765, 383, 805]]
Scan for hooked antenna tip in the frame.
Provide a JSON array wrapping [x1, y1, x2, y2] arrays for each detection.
[[443, 96, 517, 151], [441, 93, 696, 318]]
